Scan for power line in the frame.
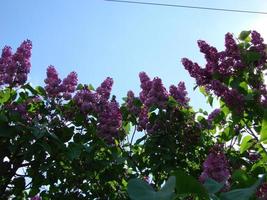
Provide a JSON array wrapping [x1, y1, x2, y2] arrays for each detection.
[[104, 0, 267, 15]]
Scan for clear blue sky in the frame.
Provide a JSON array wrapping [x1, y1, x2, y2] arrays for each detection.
[[1, 0, 267, 111]]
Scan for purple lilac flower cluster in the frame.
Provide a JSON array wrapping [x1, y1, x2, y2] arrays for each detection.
[[181, 32, 267, 113], [251, 31, 267, 67], [199, 145, 230, 188], [73, 77, 122, 143], [139, 72, 189, 108], [207, 109, 221, 123], [96, 77, 113, 102], [73, 86, 98, 113], [257, 182, 267, 200], [44, 66, 78, 100], [137, 72, 190, 132], [139, 72, 168, 108], [0, 40, 32, 86], [169, 82, 190, 106], [126, 90, 141, 115], [97, 100, 122, 144], [137, 106, 149, 132]]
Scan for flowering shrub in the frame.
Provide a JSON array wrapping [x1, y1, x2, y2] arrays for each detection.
[[0, 31, 267, 199]]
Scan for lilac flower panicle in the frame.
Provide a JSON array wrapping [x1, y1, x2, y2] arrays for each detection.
[[126, 90, 141, 115], [182, 58, 211, 86], [61, 71, 78, 100], [13, 40, 32, 85], [169, 81, 190, 106], [251, 30, 264, 46], [224, 33, 239, 57], [197, 40, 219, 62], [44, 65, 62, 98], [97, 100, 122, 144], [144, 77, 168, 108], [137, 106, 149, 132], [0, 46, 13, 84], [0, 40, 32, 86], [222, 89, 244, 114], [139, 72, 152, 103], [199, 145, 230, 188], [96, 77, 113, 102], [207, 109, 221, 122], [250, 30, 267, 67], [73, 87, 98, 113]]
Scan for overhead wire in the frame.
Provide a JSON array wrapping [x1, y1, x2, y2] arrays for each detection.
[[104, 0, 267, 15]]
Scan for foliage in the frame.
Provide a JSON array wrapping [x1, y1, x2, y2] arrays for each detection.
[[0, 30, 267, 199]]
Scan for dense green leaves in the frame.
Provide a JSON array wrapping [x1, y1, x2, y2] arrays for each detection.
[[173, 170, 209, 199], [260, 109, 267, 142], [203, 178, 224, 194], [220, 175, 265, 200], [127, 176, 176, 200]]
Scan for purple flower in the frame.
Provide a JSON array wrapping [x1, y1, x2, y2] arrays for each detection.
[[137, 106, 149, 132], [256, 182, 267, 200], [44, 65, 62, 98], [0, 40, 32, 86], [0, 46, 13, 85], [73, 87, 98, 113], [97, 100, 122, 144], [61, 71, 78, 100], [96, 77, 113, 102], [224, 33, 239, 58], [222, 89, 244, 114], [126, 90, 141, 115], [13, 40, 32, 85], [31, 195, 42, 200], [139, 72, 152, 103], [250, 31, 266, 68], [169, 81, 190, 106], [207, 109, 221, 123], [199, 145, 230, 187], [181, 58, 211, 86], [197, 40, 219, 62], [144, 77, 168, 108], [251, 30, 264, 46]]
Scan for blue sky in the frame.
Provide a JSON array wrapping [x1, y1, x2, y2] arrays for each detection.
[[0, 0, 267, 111]]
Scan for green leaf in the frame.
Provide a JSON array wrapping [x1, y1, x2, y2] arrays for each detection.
[[173, 170, 209, 199], [260, 109, 267, 142], [135, 134, 147, 144], [207, 96, 213, 107], [32, 128, 46, 139], [199, 86, 208, 96], [23, 83, 38, 95], [35, 86, 46, 96], [77, 83, 83, 90], [13, 177, 25, 194], [66, 143, 83, 161], [88, 84, 95, 91], [220, 175, 265, 200], [160, 176, 176, 194], [203, 178, 224, 194], [245, 51, 261, 63], [0, 89, 11, 104], [240, 135, 254, 154], [127, 176, 176, 200], [239, 31, 251, 41], [0, 124, 17, 138], [123, 122, 131, 134], [168, 96, 178, 107]]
